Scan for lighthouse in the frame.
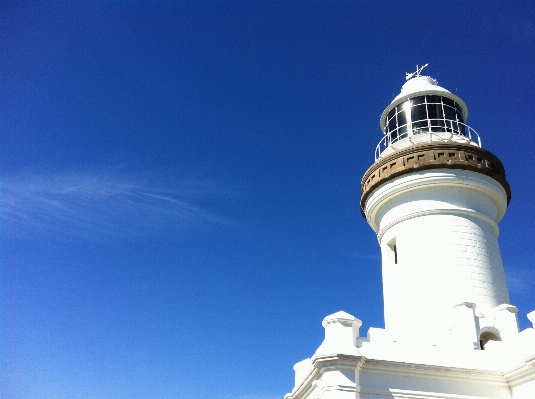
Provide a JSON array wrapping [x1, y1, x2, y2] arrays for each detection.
[[285, 67, 535, 399], [361, 65, 513, 349]]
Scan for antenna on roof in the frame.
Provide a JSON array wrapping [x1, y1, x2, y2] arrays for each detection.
[[405, 63, 429, 80]]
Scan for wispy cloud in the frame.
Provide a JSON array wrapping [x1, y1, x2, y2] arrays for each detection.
[[1, 169, 232, 239], [506, 266, 535, 298]]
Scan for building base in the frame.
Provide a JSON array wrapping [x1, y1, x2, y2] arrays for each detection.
[[285, 311, 535, 399]]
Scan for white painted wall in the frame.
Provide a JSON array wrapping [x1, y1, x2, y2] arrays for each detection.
[[285, 311, 535, 399], [363, 169, 511, 343]]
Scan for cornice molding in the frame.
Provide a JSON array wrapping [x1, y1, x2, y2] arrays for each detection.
[[311, 354, 367, 370], [360, 143, 511, 216], [285, 355, 366, 399], [504, 355, 535, 387], [360, 387, 498, 399], [376, 208, 500, 242], [285, 355, 518, 399], [363, 168, 508, 233], [362, 358, 506, 386]]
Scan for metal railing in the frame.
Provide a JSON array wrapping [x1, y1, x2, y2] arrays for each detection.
[[375, 119, 482, 160]]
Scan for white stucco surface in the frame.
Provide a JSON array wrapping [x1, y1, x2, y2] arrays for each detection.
[[363, 169, 511, 342]]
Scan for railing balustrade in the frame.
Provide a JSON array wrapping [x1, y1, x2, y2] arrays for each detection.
[[375, 119, 481, 160]]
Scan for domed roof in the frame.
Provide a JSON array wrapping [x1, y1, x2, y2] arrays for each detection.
[[394, 76, 448, 102]]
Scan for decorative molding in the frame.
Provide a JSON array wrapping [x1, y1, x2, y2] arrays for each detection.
[[361, 358, 506, 386], [363, 167, 508, 233], [285, 354, 534, 398], [319, 384, 356, 393], [360, 143, 511, 216], [360, 387, 501, 399], [376, 208, 500, 242], [504, 356, 535, 387], [312, 354, 367, 369], [285, 355, 366, 399]]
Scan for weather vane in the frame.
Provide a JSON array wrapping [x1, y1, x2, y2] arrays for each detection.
[[405, 63, 429, 81]]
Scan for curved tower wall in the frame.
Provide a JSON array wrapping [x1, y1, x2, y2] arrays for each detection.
[[365, 168, 510, 338]]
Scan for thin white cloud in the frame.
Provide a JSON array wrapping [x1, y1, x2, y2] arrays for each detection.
[[506, 267, 535, 298], [0, 169, 232, 239]]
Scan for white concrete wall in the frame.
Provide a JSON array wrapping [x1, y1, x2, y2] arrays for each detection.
[[360, 367, 512, 399], [364, 169, 511, 342], [285, 310, 535, 399]]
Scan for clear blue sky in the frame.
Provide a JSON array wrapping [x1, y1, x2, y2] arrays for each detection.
[[2, 2, 535, 398]]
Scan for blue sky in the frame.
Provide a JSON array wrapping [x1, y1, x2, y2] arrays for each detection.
[[2, 1, 535, 398]]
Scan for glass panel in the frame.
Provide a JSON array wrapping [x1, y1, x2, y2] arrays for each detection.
[[443, 97, 455, 108], [396, 110, 407, 127], [445, 119, 461, 134], [430, 119, 445, 132], [443, 105, 456, 122], [387, 108, 396, 122], [455, 109, 465, 124], [387, 117, 396, 133], [427, 103, 443, 120], [390, 130, 398, 143], [412, 96, 425, 105], [451, 121, 460, 134], [412, 120, 428, 135], [398, 125, 408, 137], [411, 104, 427, 122], [426, 95, 441, 104], [455, 102, 464, 117]]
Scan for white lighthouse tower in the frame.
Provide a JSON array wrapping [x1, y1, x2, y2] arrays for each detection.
[[285, 67, 535, 399]]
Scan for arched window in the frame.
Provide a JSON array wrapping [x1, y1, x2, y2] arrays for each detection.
[[479, 329, 501, 350]]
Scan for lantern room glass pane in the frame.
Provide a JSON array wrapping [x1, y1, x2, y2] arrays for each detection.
[[390, 130, 398, 143], [427, 103, 443, 120], [412, 120, 428, 134], [443, 97, 455, 108], [430, 118, 445, 132], [411, 104, 427, 122], [387, 117, 396, 133], [456, 109, 465, 124], [412, 96, 425, 105], [444, 105, 456, 122], [396, 109, 407, 127], [459, 124, 469, 137], [444, 119, 460, 133], [426, 95, 441, 104]]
